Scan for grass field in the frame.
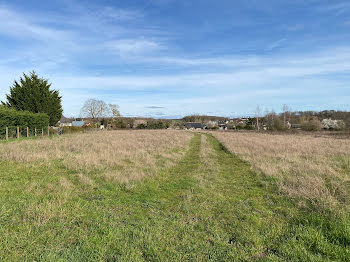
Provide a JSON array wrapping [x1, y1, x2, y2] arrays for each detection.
[[0, 130, 349, 261]]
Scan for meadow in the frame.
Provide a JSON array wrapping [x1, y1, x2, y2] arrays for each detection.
[[0, 130, 349, 261], [212, 131, 350, 212]]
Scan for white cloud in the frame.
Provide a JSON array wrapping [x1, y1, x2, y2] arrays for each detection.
[[104, 39, 164, 56], [0, 5, 73, 42]]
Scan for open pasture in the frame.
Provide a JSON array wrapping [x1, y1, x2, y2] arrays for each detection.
[[0, 130, 192, 183], [0, 130, 349, 261], [212, 131, 350, 212]]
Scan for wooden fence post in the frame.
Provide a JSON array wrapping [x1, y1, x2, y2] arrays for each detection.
[[27, 127, 29, 137], [47, 126, 50, 136], [17, 126, 20, 139], [5, 127, 8, 140], [42, 128, 44, 137], [35, 128, 37, 137]]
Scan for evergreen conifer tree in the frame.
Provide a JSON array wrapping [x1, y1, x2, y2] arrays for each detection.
[[3, 71, 63, 126]]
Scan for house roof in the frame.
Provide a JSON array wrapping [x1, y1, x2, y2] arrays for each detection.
[[184, 122, 202, 128], [59, 116, 72, 123], [72, 121, 85, 127]]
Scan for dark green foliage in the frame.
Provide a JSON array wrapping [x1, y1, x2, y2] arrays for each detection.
[[147, 120, 169, 129], [136, 120, 170, 129], [3, 71, 63, 126], [136, 123, 147, 129], [114, 119, 127, 129], [0, 107, 49, 138], [236, 124, 254, 130]]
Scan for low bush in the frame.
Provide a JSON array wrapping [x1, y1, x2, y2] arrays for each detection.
[[136, 120, 170, 129], [236, 124, 254, 130], [267, 118, 287, 131], [301, 118, 322, 131]]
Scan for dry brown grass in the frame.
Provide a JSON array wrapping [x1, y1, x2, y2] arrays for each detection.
[[212, 131, 350, 211], [0, 130, 193, 183]]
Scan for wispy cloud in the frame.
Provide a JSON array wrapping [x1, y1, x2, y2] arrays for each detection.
[[266, 38, 287, 51], [145, 106, 166, 109], [0, 5, 73, 42], [41, 47, 350, 93], [317, 3, 350, 15], [104, 39, 164, 56], [0, 3, 162, 70]]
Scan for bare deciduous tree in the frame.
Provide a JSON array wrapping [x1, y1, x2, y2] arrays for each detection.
[[282, 104, 289, 127], [80, 99, 110, 119], [109, 104, 121, 119]]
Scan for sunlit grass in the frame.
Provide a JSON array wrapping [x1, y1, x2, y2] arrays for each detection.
[[0, 131, 349, 260]]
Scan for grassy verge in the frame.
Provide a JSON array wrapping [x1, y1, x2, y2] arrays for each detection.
[[0, 133, 349, 261]]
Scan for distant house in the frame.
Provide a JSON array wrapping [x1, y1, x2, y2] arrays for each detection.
[[184, 122, 202, 130], [72, 121, 86, 127], [218, 120, 227, 130], [207, 120, 218, 128], [58, 116, 72, 127]]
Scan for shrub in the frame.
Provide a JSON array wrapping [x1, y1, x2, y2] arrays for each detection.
[[136, 120, 169, 130], [114, 119, 127, 129], [236, 124, 254, 130], [0, 107, 49, 137], [137, 123, 147, 129], [267, 118, 286, 131], [301, 117, 322, 131]]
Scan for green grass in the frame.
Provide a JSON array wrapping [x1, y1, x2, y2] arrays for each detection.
[[0, 133, 349, 261], [0, 133, 56, 144]]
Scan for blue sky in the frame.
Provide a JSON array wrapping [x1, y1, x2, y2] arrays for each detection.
[[0, 0, 349, 118]]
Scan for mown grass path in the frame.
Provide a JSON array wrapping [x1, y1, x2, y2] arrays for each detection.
[[0, 133, 349, 261]]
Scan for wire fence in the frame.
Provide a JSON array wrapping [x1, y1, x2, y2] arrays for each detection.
[[0, 126, 50, 140]]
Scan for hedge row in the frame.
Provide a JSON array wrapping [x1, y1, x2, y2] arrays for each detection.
[[0, 107, 49, 137]]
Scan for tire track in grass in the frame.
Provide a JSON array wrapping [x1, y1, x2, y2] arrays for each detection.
[[202, 133, 350, 261], [82, 133, 292, 261], [1, 132, 349, 261]]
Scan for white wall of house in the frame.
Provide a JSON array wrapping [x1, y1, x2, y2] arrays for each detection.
[[59, 123, 72, 127]]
